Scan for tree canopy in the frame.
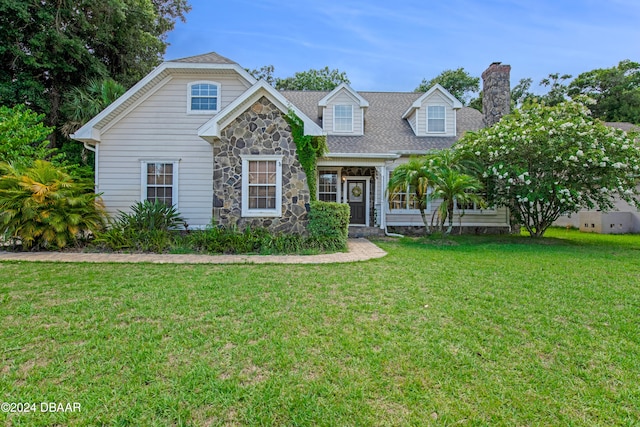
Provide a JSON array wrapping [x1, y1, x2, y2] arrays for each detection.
[[274, 67, 350, 91], [568, 60, 640, 124], [456, 99, 640, 237], [0, 0, 191, 146], [0, 105, 55, 167], [415, 68, 480, 104]]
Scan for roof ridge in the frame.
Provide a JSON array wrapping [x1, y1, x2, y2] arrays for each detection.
[[169, 51, 238, 65]]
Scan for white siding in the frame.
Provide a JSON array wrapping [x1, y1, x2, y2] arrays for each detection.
[[97, 73, 252, 228], [386, 201, 510, 227], [323, 90, 364, 135], [415, 90, 456, 136], [407, 110, 417, 133]]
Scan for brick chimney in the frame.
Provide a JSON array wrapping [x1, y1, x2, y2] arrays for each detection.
[[482, 62, 511, 127]]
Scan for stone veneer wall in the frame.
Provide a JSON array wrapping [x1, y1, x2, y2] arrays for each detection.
[[212, 96, 310, 234], [482, 62, 511, 127]]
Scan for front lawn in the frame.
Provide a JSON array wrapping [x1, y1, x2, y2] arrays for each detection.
[[1, 229, 639, 426]]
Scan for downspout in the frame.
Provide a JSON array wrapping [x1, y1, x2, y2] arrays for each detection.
[[380, 164, 404, 238], [83, 142, 98, 193]]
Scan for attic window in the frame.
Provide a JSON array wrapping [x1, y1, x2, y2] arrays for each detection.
[[427, 105, 445, 133], [188, 81, 219, 113], [334, 105, 353, 132]]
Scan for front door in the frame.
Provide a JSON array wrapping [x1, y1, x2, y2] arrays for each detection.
[[347, 180, 366, 225]]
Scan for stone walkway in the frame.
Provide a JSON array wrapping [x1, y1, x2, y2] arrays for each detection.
[[0, 238, 386, 265]]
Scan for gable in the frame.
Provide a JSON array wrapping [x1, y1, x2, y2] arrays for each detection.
[[317, 83, 368, 135], [198, 80, 323, 143], [72, 60, 257, 144], [401, 84, 462, 137]]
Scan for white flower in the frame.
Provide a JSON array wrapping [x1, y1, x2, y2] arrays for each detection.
[[475, 151, 481, 156], [525, 180, 532, 185], [576, 150, 584, 157], [569, 155, 578, 162]]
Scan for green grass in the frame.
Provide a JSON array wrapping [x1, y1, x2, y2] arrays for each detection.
[[1, 228, 639, 426]]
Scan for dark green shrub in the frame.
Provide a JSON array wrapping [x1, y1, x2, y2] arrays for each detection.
[[94, 201, 186, 252], [186, 224, 344, 255], [0, 160, 106, 250], [307, 201, 350, 249], [126, 200, 186, 231]]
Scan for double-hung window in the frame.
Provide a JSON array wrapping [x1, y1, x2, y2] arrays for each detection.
[[318, 170, 340, 202], [188, 81, 219, 113], [334, 105, 353, 132], [142, 161, 178, 206], [427, 105, 445, 133], [455, 192, 493, 213], [388, 172, 425, 212], [241, 155, 283, 217]]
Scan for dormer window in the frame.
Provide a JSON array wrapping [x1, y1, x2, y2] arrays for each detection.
[[188, 81, 219, 114], [427, 106, 445, 133], [334, 105, 353, 132]]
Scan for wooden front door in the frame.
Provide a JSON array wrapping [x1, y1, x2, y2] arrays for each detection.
[[347, 180, 366, 225]]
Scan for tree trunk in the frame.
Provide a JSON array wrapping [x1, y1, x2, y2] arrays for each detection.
[[419, 208, 431, 235]]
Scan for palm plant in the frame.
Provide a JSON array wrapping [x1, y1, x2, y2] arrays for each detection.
[[0, 161, 106, 249], [429, 163, 484, 235], [387, 157, 435, 234], [62, 78, 126, 137]]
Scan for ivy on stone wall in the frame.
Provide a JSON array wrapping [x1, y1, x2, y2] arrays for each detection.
[[284, 110, 328, 202]]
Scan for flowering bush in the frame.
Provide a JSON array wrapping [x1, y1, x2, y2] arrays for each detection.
[[456, 99, 640, 237]]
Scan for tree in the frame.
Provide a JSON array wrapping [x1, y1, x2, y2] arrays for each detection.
[[0, 160, 106, 249], [62, 79, 126, 137], [246, 65, 276, 86], [425, 150, 484, 234], [415, 68, 480, 104], [511, 78, 535, 109], [568, 60, 640, 124], [0, 0, 190, 147], [456, 99, 640, 237], [275, 67, 350, 91], [538, 73, 572, 106], [0, 105, 55, 167], [387, 157, 434, 234]]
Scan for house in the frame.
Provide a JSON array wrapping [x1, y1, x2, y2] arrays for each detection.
[[72, 52, 512, 234]]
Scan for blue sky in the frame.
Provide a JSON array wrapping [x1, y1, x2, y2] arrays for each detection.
[[165, 0, 640, 94]]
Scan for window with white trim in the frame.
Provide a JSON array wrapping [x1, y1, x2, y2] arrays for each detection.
[[241, 155, 283, 217], [387, 172, 427, 212], [142, 161, 178, 206], [188, 81, 219, 113], [334, 105, 353, 132], [455, 193, 493, 213], [318, 170, 340, 202], [427, 105, 445, 133]]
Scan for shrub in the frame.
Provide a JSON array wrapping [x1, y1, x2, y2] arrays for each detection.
[[186, 224, 345, 255], [125, 200, 187, 231], [307, 201, 350, 249], [0, 105, 55, 167], [94, 201, 186, 252], [0, 160, 106, 250]]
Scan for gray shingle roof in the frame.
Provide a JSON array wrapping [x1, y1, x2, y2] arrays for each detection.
[[170, 51, 238, 65], [280, 91, 484, 155]]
